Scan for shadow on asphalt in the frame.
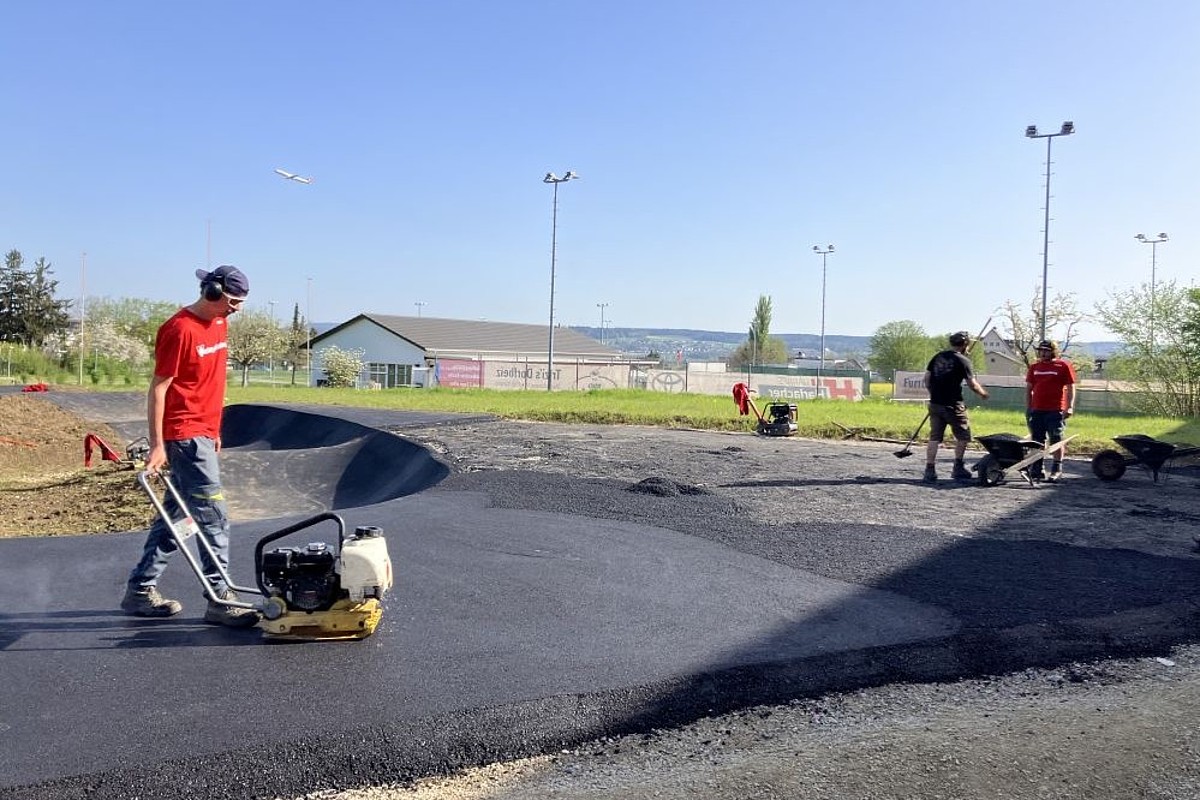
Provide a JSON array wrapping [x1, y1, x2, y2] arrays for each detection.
[[445, 464, 1200, 759], [0, 609, 263, 650], [606, 539, 1200, 739]]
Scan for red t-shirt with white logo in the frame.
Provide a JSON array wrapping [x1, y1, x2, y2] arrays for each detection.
[[1025, 359, 1077, 412], [155, 308, 228, 441]]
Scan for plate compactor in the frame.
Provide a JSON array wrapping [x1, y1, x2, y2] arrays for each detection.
[[137, 470, 393, 641], [732, 382, 798, 437]]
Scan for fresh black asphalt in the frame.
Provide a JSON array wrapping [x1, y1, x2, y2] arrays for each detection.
[[1, 391, 1198, 799]]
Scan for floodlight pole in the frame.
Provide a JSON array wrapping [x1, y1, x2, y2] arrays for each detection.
[[812, 245, 835, 381], [1135, 233, 1168, 342], [543, 170, 578, 391], [596, 302, 608, 344], [1025, 121, 1075, 341]]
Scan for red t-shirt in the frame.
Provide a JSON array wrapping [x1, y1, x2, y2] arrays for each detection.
[[155, 308, 229, 441], [1025, 358, 1077, 411]]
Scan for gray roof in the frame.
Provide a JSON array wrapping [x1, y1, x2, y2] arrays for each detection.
[[315, 313, 620, 359]]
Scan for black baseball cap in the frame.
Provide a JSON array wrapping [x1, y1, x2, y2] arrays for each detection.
[[194, 265, 250, 299]]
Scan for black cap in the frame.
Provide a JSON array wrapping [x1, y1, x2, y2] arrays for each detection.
[[949, 331, 971, 346], [194, 265, 250, 299]]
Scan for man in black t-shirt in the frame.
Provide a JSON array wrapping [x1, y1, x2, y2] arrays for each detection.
[[922, 330, 989, 483]]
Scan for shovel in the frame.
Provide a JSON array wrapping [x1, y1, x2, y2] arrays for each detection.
[[893, 412, 929, 459]]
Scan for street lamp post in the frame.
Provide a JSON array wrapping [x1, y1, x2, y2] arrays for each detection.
[[8, 333, 27, 381], [543, 170, 579, 391], [414, 301, 426, 317], [306, 277, 313, 386], [751, 322, 759, 371], [79, 252, 86, 385], [596, 302, 608, 345], [1135, 232, 1168, 341], [3, 336, 15, 382], [812, 245, 835, 380], [1025, 121, 1075, 341], [268, 299, 277, 381]]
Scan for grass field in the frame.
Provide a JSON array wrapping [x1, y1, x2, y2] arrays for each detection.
[[223, 385, 1200, 456]]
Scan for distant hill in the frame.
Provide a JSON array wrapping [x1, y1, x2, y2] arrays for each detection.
[[571, 326, 1123, 362], [572, 327, 869, 362], [321, 319, 1119, 363]]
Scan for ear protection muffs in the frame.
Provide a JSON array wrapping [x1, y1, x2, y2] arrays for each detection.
[[202, 279, 224, 301]]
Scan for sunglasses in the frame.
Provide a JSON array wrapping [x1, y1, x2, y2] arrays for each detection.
[[225, 296, 245, 307]]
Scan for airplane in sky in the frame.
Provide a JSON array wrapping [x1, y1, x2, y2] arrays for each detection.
[[274, 168, 313, 184]]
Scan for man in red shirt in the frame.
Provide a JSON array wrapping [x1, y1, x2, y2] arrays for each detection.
[[121, 265, 258, 627], [1025, 339, 1077, 482]]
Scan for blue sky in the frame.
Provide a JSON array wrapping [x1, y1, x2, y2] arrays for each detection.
[[5, 1, 1197, 341]]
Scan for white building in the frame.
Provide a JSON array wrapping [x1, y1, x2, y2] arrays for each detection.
[[979, 327, 1027, 377], [308, 313, 623, 390]]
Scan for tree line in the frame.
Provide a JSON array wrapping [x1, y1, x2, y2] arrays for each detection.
[[0, 249, 314, 385], [0, 250, 73, 347]]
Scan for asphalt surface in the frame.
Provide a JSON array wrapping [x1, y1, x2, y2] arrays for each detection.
[[2, 393, 1199, 799]]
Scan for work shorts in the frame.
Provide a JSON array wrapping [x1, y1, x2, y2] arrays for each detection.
[[928, 401, 971, 443], [1027, 409, 1067, 445]]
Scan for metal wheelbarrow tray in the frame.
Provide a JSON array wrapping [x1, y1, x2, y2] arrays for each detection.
[[1091, 434, 1200, 483], [973, 432, 1077, 487]]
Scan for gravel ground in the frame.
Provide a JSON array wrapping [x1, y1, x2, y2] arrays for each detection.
[[295, 419, 1200, 800]]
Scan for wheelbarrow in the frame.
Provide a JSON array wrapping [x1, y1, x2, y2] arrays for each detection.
[[1091, 434, 1200, 483], [973, 432, 1077, 487]]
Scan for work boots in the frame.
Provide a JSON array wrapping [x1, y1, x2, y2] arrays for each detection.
[[922, 464, 937, 484], [203, 588, 261, 628], [121, 585, 183, 618], [951, 460, 972, 481]]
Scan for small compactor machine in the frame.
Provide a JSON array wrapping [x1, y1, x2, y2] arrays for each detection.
[[137, 470, 393, 641]]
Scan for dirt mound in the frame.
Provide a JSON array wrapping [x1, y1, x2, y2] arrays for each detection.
[[626, 476, 712, 497], [0, 394, 153, 537]]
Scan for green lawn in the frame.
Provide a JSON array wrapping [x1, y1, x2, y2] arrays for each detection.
[[224, 385, 1200, 456]]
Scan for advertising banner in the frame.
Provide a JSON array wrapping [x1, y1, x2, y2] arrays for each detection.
[[434, 359, 485, 388]]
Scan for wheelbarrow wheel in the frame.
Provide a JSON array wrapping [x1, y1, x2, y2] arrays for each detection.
[[976, 454, 1005, 486], [1091, 449, 1127, 481]]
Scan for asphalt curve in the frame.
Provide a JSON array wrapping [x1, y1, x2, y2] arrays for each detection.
[[0, 398, 960, 798]]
